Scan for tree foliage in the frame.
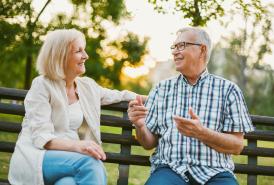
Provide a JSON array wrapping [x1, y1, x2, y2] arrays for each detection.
[[148, 0, 265, 26], [0, 0, 149, 92], [0, 0, 52, 88]]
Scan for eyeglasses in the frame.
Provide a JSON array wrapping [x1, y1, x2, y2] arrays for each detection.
[[170, 42, 202, 52]]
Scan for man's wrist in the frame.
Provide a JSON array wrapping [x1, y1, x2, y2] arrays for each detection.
[[197, 126, 209, 142]]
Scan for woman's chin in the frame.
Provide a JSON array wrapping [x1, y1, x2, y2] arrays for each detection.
[[78, 68, 86, 75]]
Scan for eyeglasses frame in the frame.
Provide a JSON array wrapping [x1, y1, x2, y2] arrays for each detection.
[[170, 42, 202, 52]]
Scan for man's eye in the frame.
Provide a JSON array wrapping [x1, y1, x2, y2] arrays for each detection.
[[178, 44, 184, 48]]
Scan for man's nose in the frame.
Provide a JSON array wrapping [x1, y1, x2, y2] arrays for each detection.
[[172, 49, 180, 55]]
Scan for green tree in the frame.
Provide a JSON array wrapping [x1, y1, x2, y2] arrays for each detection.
[[0, 0, 149, 92], [70, 0, 149, 90], [148, 0, 265, 26], [0, 0, 51, 89]]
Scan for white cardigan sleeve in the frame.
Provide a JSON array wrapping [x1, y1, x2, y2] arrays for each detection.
[[24, 77, 57, 149], [87, 77, 137, 105], [100, 87, 137, 105]]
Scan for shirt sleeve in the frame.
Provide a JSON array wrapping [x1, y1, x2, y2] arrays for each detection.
[[222, 84, 254, 133], [24, 77, 57, 149], [145, 85, 159, 135]]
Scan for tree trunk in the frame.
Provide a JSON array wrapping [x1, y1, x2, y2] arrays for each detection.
[[24, 54, 32, 89], [193, 0, 201, 26]]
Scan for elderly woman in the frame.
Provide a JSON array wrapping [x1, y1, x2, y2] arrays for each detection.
[[8, 29, 139, 185]]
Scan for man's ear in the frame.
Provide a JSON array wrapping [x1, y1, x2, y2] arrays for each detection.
[[200, 45, 207, 61]]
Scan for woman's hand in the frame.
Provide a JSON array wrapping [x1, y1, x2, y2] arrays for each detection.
[[74, 140, 106, 160], [128, 96, 148, 129]]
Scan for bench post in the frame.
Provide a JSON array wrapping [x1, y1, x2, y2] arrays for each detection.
[[117, 111, 132, 185], [247, 138, 257, 185]]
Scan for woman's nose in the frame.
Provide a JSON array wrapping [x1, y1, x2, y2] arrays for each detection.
[[83, 50, 89, 60]]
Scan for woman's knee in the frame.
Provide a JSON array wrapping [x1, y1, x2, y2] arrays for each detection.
[[55, 177, 76, 185], [43, 151, 106, 185], [77, 156, 106, 176], [74, 155, 107, 185], [77, 155, 104, 170]]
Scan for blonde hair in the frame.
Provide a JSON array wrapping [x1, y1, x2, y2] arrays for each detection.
[[177, 27, 212, 63], [36, 29, 85, 80]]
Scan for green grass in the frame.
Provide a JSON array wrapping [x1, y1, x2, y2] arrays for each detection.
[[0, 132, 17, 179]]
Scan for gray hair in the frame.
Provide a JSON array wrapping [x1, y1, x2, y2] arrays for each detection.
[[177, 27, 212, 63]]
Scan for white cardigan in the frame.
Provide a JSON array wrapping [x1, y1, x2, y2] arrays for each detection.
[[8, 75, 136, 185]]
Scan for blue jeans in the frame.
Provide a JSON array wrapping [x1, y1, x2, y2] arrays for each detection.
[[145, 165, 238, 185], [42, 150, 107, 185]]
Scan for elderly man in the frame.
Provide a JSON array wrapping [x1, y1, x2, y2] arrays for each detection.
[[128, 27, 254, 185]]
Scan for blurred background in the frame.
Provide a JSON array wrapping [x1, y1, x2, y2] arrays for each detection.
[[0, 0, 274, 184], [1, 0, 274, 116]]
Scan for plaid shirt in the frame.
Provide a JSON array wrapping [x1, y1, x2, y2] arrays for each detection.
[[145, 69, 254, 184]]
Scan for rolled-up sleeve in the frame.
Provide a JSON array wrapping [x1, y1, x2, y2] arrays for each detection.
[[24, 78, 56, 149], [145, 85, 159, 134], [222, 85, 254, 133]]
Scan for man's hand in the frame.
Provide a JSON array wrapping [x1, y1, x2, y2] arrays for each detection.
[[128, 95, 148, 129], [139, 95, 148, 104], [173, 107, 205, 139], [173, 107, 244, 154], [128, 95, 158, 149]]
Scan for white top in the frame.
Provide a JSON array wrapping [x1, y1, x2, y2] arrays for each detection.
[[68, 100, 83, 139]]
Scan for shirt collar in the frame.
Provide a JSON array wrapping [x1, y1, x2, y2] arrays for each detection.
[[179, 68, 209, 86]]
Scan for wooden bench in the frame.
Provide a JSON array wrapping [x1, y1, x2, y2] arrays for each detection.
[[0, 87, 274, 185]]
